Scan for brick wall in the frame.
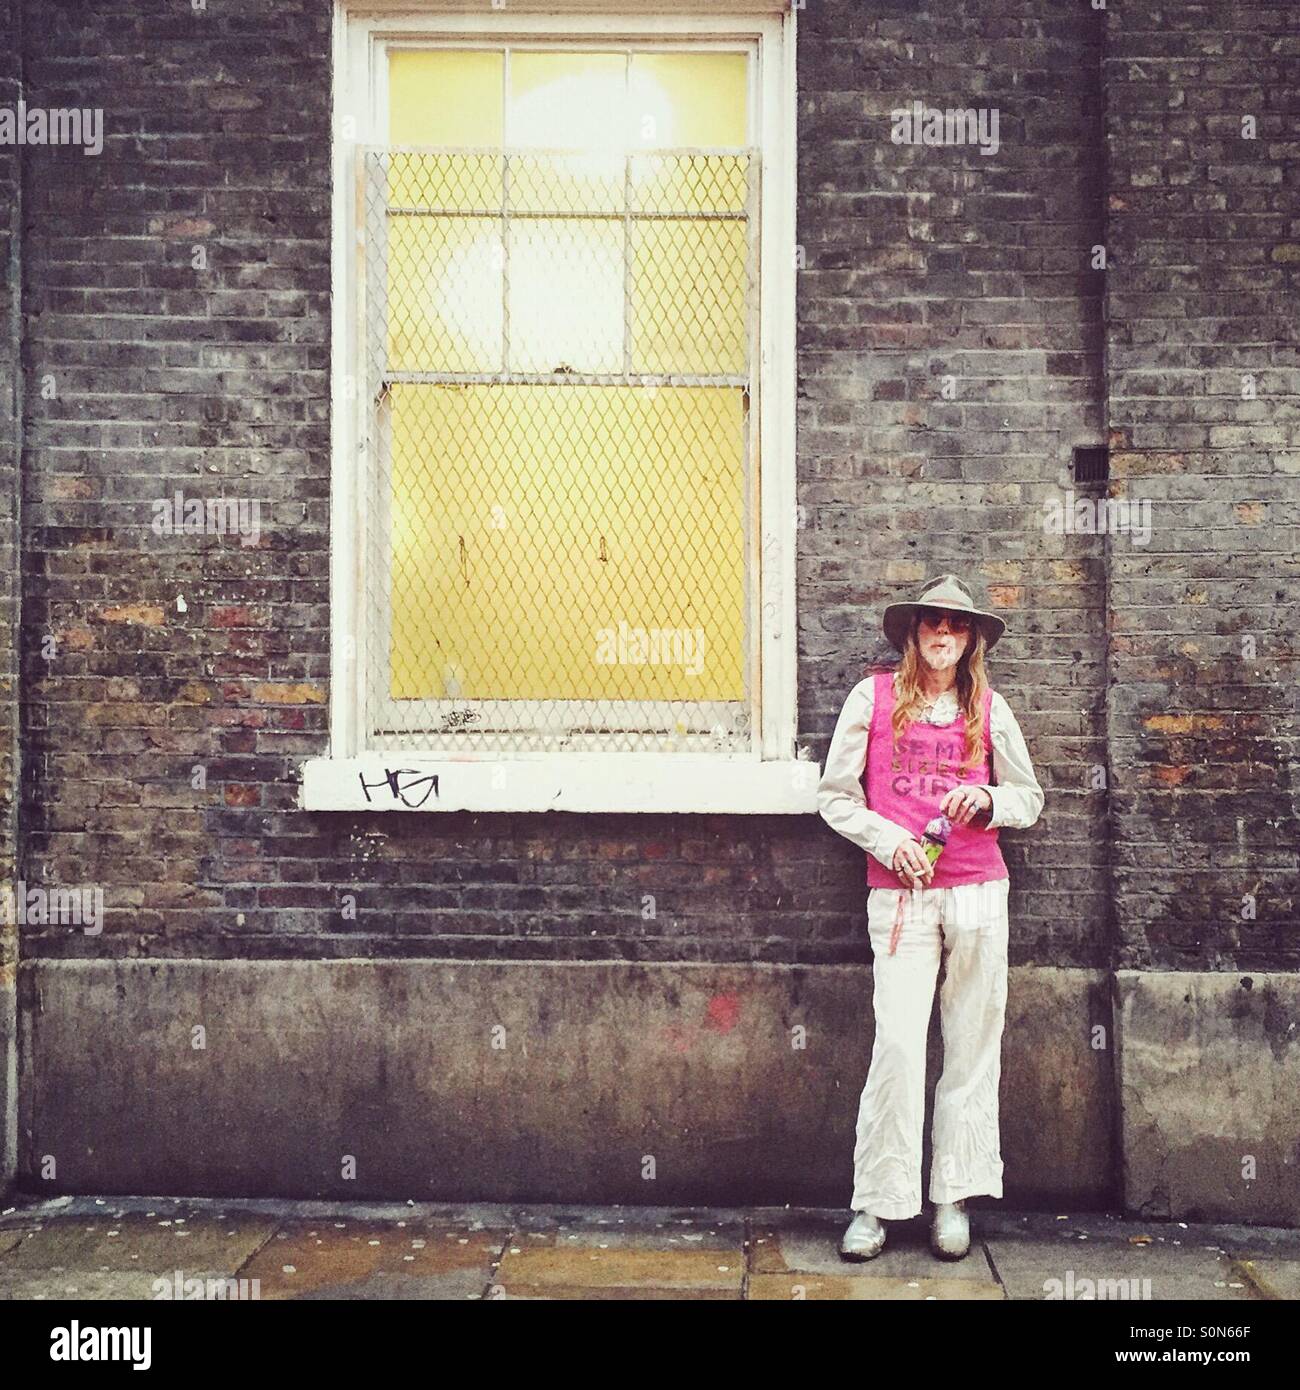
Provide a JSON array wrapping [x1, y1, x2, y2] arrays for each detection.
[[1104, 0, 1300, 968], [9, 0, 1294, 976], [796, 0, 1111, 964], [19, 0, 335, 956]]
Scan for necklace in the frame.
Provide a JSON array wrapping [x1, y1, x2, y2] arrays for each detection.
[[919, 690, 958, 725]]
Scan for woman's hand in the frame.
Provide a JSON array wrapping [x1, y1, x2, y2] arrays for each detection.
[[940, 785, 993, 826], [892, 837, 933, 889]]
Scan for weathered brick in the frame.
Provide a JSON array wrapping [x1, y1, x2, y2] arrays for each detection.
[[0, 0, 1291, 985]]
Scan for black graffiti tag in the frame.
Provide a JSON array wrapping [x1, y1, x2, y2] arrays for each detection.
[[358, 767, 440, 809]]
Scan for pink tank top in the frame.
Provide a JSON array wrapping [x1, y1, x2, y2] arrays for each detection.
[[863, 672, 1008, 889]]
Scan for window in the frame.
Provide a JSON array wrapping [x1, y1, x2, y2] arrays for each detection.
[[306, 2, 808, 813]]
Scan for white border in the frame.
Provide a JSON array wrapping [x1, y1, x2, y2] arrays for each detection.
[[314, 2, 805, 813]]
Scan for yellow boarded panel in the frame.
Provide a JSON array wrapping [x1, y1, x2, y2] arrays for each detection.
[[380, 49, 754, 722], [389, 49, 504, 145], [628, 52, 748, 148], [386, 214, 504, 373], [387, 384, 747, 703], [632, 151, 750, 216], [508, 219, 625, 374], [508, 53, 627, 212], [508, 51, 627, 148], [388, 52, 504, 207], [631, 218, 748, 375]]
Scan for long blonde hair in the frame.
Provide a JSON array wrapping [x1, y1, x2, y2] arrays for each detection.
[[887, 614, 990, 771]]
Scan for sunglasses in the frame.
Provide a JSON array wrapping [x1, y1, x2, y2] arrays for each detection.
[[917, 606, 974, 632]]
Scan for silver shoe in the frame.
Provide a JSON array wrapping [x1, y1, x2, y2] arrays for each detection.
[[930, 1200, 970, 1259], [839, 1210, 886, 1261]]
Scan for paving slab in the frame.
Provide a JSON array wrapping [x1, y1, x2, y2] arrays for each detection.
[[0, 1198, 1294, 1301], [977, 1209, 1300, 1258], [0, 1210, 276, 1277], [986, 1232, 1259, 1302], [0, 1205, 270, 1302], [0, 1229, 28, 1258], [749, 1273, 1004, 1300], [237, 1219, 508, 1300], [0, 1268, 265, 1301], [1231, 1257, 1300, 1301], [491, 1281, 739, 1301], [299, 1271, 490, 1300], [512, 1213, 744, 1250], [751, 1214, 997, 1285], [493, 1221, 745, 1299]]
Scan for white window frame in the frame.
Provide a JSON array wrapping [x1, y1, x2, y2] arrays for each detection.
[[303, 0, 812, 814]]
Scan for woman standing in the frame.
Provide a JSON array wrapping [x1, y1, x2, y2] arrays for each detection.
[[816, 575, 1043, 1261]]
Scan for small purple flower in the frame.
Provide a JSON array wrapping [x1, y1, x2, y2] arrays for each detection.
[[923, 814, 952, 845]]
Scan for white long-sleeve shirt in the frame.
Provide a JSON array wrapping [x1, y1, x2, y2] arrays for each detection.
[[817, 676, 1044, 883]]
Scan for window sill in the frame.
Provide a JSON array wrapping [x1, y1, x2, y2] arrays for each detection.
[[300, 754, 821, 814]]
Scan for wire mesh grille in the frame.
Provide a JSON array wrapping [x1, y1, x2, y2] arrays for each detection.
[[360, 147, 761, 753]]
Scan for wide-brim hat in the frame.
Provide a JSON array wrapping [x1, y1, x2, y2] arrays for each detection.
[[882, 573, 1006, 653]]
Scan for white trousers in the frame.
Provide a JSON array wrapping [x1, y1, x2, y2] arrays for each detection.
[[851, 879, 1010, 1219]]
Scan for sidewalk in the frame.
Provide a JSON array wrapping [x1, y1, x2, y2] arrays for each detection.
[[1, 1195, 1297, 1301]]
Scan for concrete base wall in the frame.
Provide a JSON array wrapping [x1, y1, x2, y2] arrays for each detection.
[[1117, 971, 1300, 1226], [23, 961, 1298, 1223], [17, 959, 1114, 1209]]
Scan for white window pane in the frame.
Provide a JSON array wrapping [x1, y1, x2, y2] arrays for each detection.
[[508, 220, 624, 375]]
